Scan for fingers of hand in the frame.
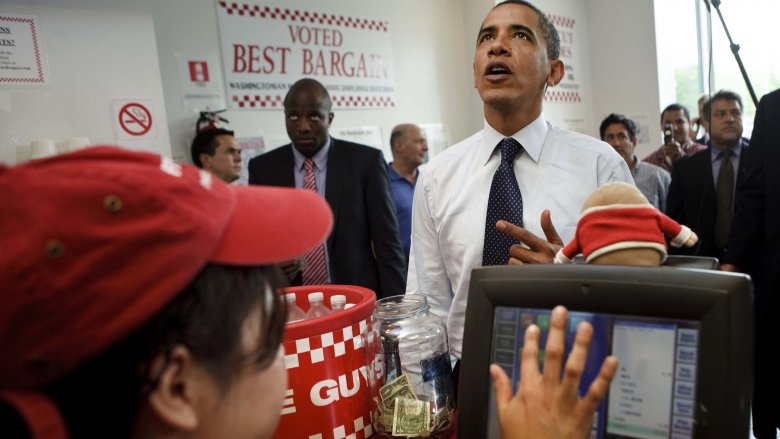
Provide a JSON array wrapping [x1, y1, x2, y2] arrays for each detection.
[[541, 306, 568, 384], [509, 244, 552, 264], [508, 256, 524, 266], [490, 363, 512, 414], [561, 321, 593, 396], [580, 356, 618, 415], [498, 220, 546, 249], [540, 210, 564, 246], [520, 324, 541, 382]]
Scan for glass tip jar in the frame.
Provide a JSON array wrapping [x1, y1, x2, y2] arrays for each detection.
[[365, 294, 456, 439]]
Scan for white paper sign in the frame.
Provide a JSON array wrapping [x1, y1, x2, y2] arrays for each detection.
[[216, 0, 396, 110], [0, 13, 48, 85], [176, 52, 226, 111], [112, 99, 158, 141]]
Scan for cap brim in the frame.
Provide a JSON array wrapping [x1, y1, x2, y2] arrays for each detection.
[[210, 186, 333, 265]]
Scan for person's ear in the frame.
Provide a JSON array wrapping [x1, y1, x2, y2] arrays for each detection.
[[547, 59, 564, 87], [199, 153, 213, 169], [328, 112, 334, 124], [146, 345, 206, 432]]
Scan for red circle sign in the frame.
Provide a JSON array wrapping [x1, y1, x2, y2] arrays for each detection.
[[119, 103, 153, 136]]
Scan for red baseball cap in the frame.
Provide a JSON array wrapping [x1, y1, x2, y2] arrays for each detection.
[[0, 146, 333, 438]]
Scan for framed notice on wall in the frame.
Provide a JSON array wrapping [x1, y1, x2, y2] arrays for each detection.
[[0, 13, 49, 86], [216, 0, 397, 110]]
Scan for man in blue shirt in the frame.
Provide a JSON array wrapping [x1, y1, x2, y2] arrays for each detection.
[[600, 113, 671, 211], [388, 123, 428, 270]]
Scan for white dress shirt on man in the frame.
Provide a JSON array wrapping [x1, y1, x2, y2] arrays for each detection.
[[406, 115, 634, 358]]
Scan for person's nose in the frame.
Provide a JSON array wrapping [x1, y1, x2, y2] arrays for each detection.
[[296, 119, 312, 134], [487, 35, 510, 57]]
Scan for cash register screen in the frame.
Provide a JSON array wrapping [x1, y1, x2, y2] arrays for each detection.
[[487, 307, 700, 439], [457, 264, 753, 439]]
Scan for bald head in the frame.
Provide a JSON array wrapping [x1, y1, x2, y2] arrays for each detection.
[[390, 124, 428, 169], [285, 78, 332, 109], [284, 78, 334, 158]]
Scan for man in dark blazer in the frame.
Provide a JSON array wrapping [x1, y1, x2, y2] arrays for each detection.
[[666, 90, 749, 262], [248, 78, 406, 299], [722, 88, 780, 439]]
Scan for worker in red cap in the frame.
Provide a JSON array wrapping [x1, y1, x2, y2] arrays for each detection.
[[0, 146, 333, 439], [0, 146, 614, 439]]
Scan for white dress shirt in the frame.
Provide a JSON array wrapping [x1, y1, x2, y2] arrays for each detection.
[[406, 115, 634, 358]]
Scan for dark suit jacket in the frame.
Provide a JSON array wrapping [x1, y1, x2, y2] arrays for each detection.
[[724, 90, 780, 323], [248, 138, 406, 299], [666, 140, 749, 260]]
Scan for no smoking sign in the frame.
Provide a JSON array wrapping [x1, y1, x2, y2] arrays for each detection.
[[113, 99, 158, 140]]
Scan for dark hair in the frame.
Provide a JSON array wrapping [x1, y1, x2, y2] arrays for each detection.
[[491, 1, 560, 60], [190, 128, 235, 167], [285, 78, 332, 110], [660, 103, 691, 124], [702, 90, 743, 123], [4, 264, 286, 438], [599, 113, 637, 141]]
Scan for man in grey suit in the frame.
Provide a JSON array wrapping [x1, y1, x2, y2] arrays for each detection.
[[248, 78, 406, 299]]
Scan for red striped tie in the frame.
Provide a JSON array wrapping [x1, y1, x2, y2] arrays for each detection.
[[302, 159, 329, 285]]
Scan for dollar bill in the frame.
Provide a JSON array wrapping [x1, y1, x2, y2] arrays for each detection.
[[380, 373, 418, 402], [392, 397, 431, 437]]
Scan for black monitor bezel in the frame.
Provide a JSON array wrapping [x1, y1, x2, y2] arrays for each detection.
[[457, 264, 753, 439]]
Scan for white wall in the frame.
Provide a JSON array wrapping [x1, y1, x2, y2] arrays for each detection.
[[0, 0, 171, 164], [588, 0, 663, 158]]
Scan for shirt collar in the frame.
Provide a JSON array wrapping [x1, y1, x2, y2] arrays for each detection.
[[293, 137, 331, 171], [709, 139, 744, 162], [387, 162, 403, 181], [480, 114, 548, 166], [631, 155, 641, 173]]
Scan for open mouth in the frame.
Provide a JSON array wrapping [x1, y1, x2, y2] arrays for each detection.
[[485, 62, 511, 78]]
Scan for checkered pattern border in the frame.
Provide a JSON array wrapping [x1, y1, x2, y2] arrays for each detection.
[[307, 415, 373, 439], [0, 16, 45, 84], [331, 95, 395, 108], [231, 94, 283, 108], [283, 319, 369, 369], [547, 13, 575, 29], [218, 2, 389, 32], [545, 90, 581, 103]]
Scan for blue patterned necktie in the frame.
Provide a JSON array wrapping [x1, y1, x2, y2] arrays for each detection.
[[483, 137, 524, 266]]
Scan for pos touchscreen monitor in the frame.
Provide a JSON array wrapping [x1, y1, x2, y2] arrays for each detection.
[[457, 264, 753, 439]]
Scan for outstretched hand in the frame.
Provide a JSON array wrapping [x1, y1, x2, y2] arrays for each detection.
[[490, 306, 618, 439], [497, 209, 564, 264]]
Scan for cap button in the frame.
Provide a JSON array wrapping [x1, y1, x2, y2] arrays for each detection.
[[104, 195, 123, 212], [44, 240, 65, 258]]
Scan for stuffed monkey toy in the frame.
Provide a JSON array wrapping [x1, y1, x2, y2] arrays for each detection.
[[554, 182, 698, 266]]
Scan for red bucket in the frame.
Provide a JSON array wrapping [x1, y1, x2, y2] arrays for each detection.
[[273, 285, 376, 439]]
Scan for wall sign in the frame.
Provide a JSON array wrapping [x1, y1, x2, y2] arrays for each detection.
[[112, 99, 158, 140], [216, 0, 397, 110], [0, 13, 49, 85], [176, 52, 226, 111]]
